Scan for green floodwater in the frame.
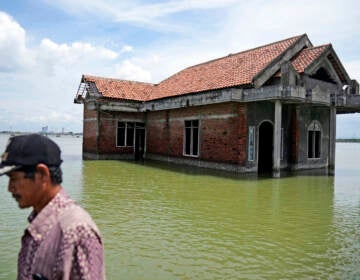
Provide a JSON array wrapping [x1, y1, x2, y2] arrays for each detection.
[[0, 135, 359, 279]]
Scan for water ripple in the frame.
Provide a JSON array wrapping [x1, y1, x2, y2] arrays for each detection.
[[0, 137, 360, 279]]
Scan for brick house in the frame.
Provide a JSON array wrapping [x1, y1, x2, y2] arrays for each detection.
[[74, 34, 360, 176]]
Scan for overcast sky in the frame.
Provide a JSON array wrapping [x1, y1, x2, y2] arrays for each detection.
[[0, 0, 359, 137]]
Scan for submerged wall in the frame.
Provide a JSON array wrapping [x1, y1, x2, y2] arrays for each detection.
[[82, 99, 333, 173]]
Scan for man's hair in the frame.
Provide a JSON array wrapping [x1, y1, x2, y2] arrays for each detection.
[[48, 166, 63, 185], [19, 165, 63, 185]]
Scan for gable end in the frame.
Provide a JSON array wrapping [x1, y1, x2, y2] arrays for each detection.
[[252, 34, 312, 88], [304, 45, 351, 85]]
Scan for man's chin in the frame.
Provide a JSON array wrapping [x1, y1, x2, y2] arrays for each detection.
[[16, 201, 30, 209]]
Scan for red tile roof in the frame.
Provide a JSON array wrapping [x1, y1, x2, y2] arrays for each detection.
[[83, 75, 154, 101], [82, 35, 337, 102], [151, 35, 303, 100], [291, 45, 330, 73]]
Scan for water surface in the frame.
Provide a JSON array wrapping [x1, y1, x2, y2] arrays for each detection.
[[0, 135, 359, 279]]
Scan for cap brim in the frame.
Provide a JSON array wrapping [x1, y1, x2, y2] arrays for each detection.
[[0, 165, 21, 176]]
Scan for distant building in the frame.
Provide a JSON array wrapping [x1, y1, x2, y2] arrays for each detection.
[[74, 34, 360, 176], [41, 126, 48, 135]]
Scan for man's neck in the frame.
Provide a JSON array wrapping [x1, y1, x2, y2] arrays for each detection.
[[33, 185, 62, 213]]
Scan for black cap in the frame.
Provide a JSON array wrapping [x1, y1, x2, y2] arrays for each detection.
[[0, 134, 62, 176]]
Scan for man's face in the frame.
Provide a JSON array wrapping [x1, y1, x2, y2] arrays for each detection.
[[7, 170, 41, 209]]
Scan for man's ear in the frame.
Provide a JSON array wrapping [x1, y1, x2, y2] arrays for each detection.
[[35, 164, 51, 182]]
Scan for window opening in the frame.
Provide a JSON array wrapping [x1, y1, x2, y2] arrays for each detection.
[[308, 121, 321, 159], [117, 121, 139, 147], [184, 120, 199, 156]]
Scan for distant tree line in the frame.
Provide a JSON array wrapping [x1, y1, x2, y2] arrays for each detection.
[[336, 138, 360, 143]]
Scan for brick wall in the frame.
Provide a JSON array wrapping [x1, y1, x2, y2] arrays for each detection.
[[200, 103, 247, 164], [146, 102, 248, 165], [82, 102, 145, 156], [98, 114, 118, 154], [146, 111, 170, 155], [83, 103, 98, 154], [84, 101, 248, 165]]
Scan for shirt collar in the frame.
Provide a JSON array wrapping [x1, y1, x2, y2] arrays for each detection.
[[26, 189, 72, 242]]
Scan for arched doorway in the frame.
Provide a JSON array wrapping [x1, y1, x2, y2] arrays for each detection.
[[258, 121, 273, 174]]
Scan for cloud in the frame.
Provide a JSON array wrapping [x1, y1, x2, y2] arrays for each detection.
[[110, 0, 239, 22], [40, 39, 118, 60], [115, 60, 152, 82], [38, 0, 360, 83], [130, 0, 360, 82], [120, 45, 133, 54], [37, 38, 119, 75], [0, 11, 126, 132], [0, 11, 121, 76], [45, 0, 239, 18], [0, 12, 33, 72], [216, 0, 360, 53], [44, 0, 239, 31]]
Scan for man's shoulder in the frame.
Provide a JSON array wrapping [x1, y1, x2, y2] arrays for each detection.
[[58, 203, 101, 238]]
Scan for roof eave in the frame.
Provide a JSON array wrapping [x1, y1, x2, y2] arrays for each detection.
[[100, 96, 145, 103], [146, 83, 253, 102]]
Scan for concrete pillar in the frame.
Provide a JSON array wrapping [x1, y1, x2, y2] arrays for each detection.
[[329, 106, 336, 175], [273, 100, 282, 177], [96, 103, 100, 159]]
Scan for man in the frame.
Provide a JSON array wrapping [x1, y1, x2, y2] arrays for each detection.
[[0, 134, 105, 280]]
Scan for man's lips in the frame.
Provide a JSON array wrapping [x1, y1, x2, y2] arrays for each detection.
[[12, 194, 21, 201]]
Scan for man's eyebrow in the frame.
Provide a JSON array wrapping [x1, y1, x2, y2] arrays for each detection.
[[8, 172, 21, 178]]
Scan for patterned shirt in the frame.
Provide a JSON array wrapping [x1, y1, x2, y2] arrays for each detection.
[[18, 189, 105, 280]]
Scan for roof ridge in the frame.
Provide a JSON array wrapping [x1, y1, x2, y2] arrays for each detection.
[[302, 43, 331, 51], [83, 74, 155, 86], [184, 34, 306, 70]]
